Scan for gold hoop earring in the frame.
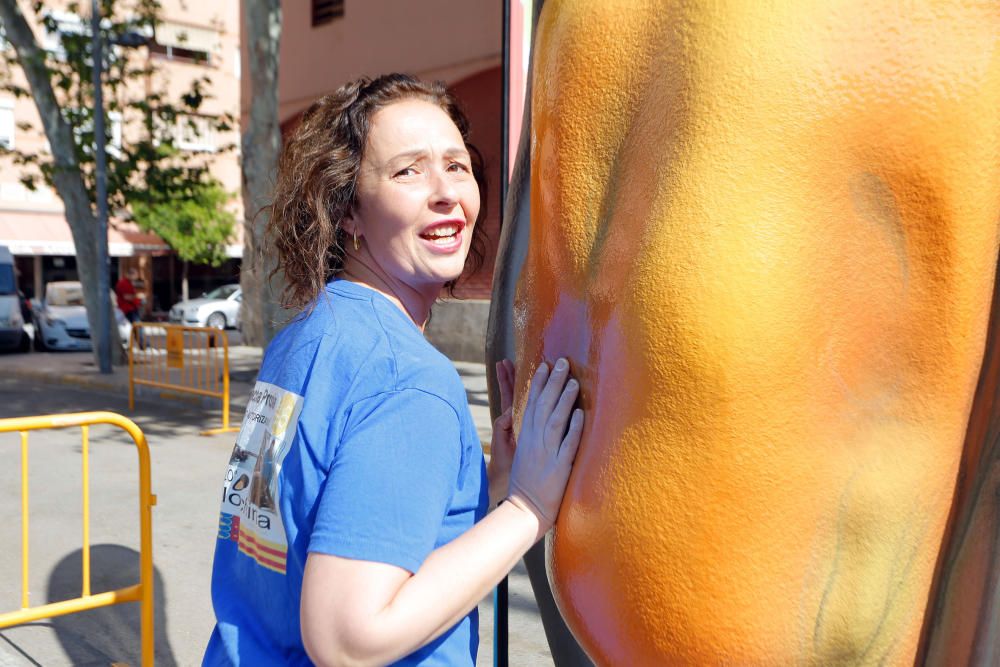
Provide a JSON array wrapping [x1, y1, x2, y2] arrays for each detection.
[[353, 230, 361, 251]]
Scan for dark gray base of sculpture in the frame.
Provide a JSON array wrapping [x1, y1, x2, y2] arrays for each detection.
[[523, 542, 594, 667]]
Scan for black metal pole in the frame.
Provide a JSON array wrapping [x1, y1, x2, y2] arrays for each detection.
[[91, 0, 111, 373], [494, 0, 512, 665]]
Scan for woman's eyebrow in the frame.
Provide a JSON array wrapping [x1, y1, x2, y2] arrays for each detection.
[[442, 146, 471, 159], [385, 149, 427, 164], [384, 146, 470, 164]]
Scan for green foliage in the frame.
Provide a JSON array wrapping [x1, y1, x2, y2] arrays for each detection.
[[131, 178, 234, 266], [0, 0, 236, 263]]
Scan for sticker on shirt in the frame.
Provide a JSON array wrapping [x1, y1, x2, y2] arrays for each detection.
[[217, 380, 303, 574]]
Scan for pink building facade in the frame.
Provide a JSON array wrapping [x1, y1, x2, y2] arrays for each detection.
[[0, 0, 242, 313]]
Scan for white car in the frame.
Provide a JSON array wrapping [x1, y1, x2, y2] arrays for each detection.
[[33, 281, 132, 352], [169, 284, 241, 330]]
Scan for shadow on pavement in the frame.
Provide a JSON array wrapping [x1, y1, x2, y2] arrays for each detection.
[[466, 388, 489, 407], [45, 544, 177, 666], [0, 377, 240, 444]]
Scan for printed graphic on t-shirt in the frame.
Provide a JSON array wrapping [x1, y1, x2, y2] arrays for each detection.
[[217, 381, 303, 574]]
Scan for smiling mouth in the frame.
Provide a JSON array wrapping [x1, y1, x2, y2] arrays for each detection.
[[420, 222, 464, 245]]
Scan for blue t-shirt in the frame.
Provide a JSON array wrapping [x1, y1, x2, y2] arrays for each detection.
[[203, 280, 488, 666]]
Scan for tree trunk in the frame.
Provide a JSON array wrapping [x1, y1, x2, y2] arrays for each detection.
[[239, 0, 283, 347], [182, 259, 189, 302], [0, 0, 118, 369]]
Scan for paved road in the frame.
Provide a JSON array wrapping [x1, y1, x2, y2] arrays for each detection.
[[0, 372, 553, 665]]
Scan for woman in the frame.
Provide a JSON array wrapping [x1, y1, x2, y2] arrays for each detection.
[[203, 74, 583, 666]]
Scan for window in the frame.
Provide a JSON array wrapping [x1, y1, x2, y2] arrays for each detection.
[[204, 284, 239, 300], [312, 0, 344, 27], [150, 21, 219, 65], [64, 107, 123, 157], [175, 114, 215, 152], [0, 264, 14, 296], [0, 99, 14, 150], [107, 111, 123, 154], [46, 282, 85, 306], [41, 10, 85, 61]]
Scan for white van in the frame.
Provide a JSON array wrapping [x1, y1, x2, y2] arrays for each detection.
[[0, 245, 28, 352]]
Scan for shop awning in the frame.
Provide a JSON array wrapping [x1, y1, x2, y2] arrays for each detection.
[[0, 210, 172, 256]]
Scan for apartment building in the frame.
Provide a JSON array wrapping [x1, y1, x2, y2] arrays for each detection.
[[0, 0, 241, 315]]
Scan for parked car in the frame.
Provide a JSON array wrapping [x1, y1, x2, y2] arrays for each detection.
[[169, 284, 241, 330], [33, 281, 131, 352], [0, 245, 29, 352]]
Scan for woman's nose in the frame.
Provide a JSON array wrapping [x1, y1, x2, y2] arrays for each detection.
[[429, 168, 459, 207]]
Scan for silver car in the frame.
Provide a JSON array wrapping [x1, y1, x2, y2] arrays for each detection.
[[169, 284, 241, 330], [33, 281, 131, 351]]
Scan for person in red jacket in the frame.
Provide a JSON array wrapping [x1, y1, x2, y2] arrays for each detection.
[[115, 268, 141, 320], [115, 267, 144, 348]]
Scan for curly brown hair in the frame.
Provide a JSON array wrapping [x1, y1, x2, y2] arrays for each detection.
[[265, 73, 487, 311]]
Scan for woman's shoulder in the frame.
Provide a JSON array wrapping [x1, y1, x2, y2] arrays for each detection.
[[261, 284, 465, 406], [256, 292, 386, 384], [268, 285, 392, 348]]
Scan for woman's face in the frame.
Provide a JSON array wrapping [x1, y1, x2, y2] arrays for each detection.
[[351, 98, 480, 294]]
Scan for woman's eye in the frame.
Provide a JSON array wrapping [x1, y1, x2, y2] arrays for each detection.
[[394, 167, 416, 177], [448, 162, 471, 173]]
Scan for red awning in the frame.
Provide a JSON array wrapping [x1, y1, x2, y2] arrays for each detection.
[[0, 209, 171, 256]]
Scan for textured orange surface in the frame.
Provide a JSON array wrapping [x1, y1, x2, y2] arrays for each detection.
[[513, 1, 1000, 664]]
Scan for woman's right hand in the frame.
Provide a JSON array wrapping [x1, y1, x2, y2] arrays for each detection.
[[507, 357, 584, 535]]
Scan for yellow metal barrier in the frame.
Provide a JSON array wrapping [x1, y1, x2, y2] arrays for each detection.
[[129, 323, 237, 435], [0, 411, 157, 666]]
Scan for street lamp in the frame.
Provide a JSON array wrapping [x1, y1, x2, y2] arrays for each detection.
[[90, 1, 149, 373]]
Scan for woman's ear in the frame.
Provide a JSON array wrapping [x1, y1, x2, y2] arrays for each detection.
[[343, 209, 360, 235], [341, 216, 356, 237]]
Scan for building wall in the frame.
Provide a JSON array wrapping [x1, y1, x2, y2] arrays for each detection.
[[450, 65, 502, 301], [0, 0, 242, 308], [268, 1, 501, 126], [151, 0, 243, 220]]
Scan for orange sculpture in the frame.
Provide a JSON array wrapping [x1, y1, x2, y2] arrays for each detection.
[[489, 1, 1000, 664]]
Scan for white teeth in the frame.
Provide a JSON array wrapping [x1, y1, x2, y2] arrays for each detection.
[[424, 225, 459, 238]]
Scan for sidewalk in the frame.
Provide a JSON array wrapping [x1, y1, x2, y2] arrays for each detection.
[[0, 346, 263, 412], [1, 346, 552, 665], [2, 347, 495, 439]]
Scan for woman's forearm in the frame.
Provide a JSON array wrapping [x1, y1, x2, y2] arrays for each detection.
[[303, 500, 542, 667], [487, 464, 510, 508]]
